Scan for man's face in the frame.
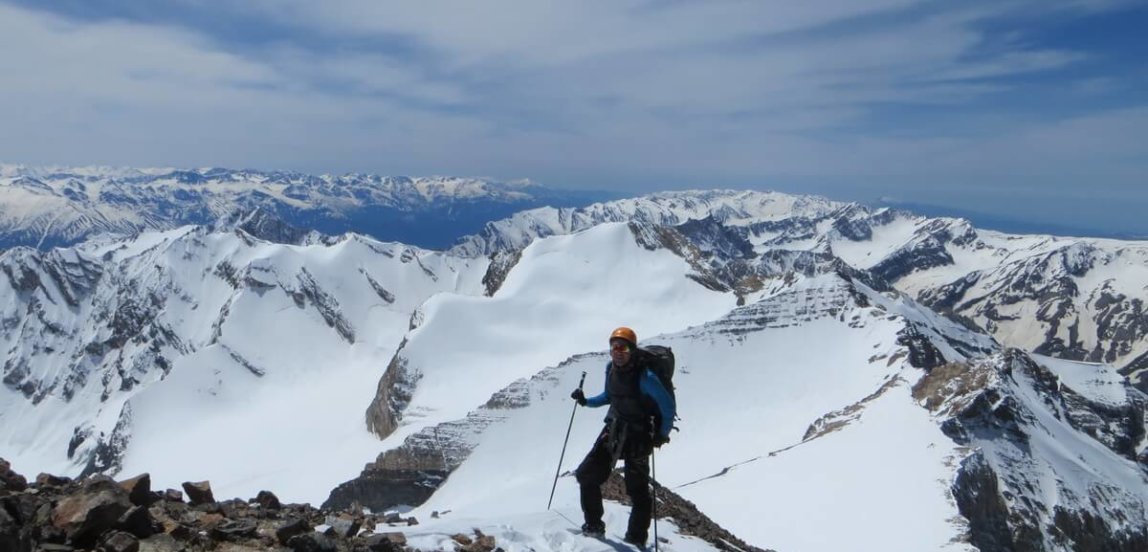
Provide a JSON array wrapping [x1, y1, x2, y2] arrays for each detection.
[[610, 339, 633, 367]]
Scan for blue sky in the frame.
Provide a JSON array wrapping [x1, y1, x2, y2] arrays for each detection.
[[1, 1, 1145, 236]]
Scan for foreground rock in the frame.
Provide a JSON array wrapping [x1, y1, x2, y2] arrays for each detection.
[[0, 460, 423, 552]]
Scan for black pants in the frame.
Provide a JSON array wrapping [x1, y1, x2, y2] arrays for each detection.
[[574, 425, 653, 540]]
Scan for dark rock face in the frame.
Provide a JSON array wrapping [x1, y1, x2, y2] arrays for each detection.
[[224, 207, 312, 245], [323, 468, 448, 514], [1119, 349, 1148, 393], [362, 269, 397, 304], [181, 481, 215, 506], [79, 405, 133, 478], [673, 216, 757, 261], [481, 248, 523, 296], [1060, 385, 1147, 463], [915, 243, 1148, 389], [294, 268, 355, 344], [323, 430, 457, 514], [871, 235, 955, 283], [897, 324, 947, 370], [917, 352, 1148, 551], [364, 353, 418, 440], [945, 452, 1148, 550], [831, 212, 873, 242], [0, 459, 428, 552], [1051, 508, 1148, 552], [951, 452, 1039, 552]]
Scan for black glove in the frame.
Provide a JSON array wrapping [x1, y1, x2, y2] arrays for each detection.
[[653, 434, 670, 448], [570, 388, 587, 406]]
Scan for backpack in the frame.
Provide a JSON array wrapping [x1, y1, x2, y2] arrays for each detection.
[[640, 345, 676, 417]]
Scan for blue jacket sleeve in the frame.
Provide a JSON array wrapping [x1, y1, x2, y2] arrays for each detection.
[[583, 363, 610, 408], [639, 370, 676, 437]]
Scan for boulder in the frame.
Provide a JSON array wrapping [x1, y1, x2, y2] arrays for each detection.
[[286, 532, 337, 552], [180, 481, 214, 506], [254, 490, 281, 510], [2, 471, 28, 492], [324, 514, 361, 538], [118, 474, 152, 507], [211, 519, 258, 541], [137, 533, 183, 552], [115, 505, 156, 539], [0, 505, 27, 552], [36, 474, 73, 488], [364, 532, 407, 552], [3, 492, 51, 525], [275, 517, 310, 545], [99, 530, 139, 552], [51, 477, 132, 547]]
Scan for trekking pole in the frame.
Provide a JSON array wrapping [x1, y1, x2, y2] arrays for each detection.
[[548, 371, 586, 510], [651, 445, 659, 552]]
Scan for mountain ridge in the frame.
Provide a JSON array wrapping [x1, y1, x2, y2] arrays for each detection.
[[1, 186, 1146, 551], [0, 164, 616, 250], [455, 192, 1148, 387]]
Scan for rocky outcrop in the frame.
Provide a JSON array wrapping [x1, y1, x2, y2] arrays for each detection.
[[480, 248, 522, 296], [294, 268, 355, 344], [871, 234, 955, 283], [364, 352, 419, 440], [329, 410, 500, 512], [0, 459, 427, 552], [78, 404, 133, 478], [218, 207, 313, 245], [916, 242, 1148, 387], [915, 352, 1148, 551]]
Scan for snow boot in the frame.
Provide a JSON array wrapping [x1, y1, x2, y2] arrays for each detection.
[[581, 522, 606, 538]]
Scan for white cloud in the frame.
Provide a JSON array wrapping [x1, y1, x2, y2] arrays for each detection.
[[234, 0, 924, 68], [0, 3, 484, 171]]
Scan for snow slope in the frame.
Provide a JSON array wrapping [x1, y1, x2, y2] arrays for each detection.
[[380, 222, 737, 445], [3, 188, 1147, 551], [380, 268, 992, 551], [0, 226, 489, 501], [458, 193, 1148, 384]]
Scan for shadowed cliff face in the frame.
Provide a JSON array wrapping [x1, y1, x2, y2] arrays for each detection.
[[916, 352, 1148, 552]]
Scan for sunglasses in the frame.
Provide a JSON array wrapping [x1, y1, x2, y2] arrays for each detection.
[[610, 341, 632, 352]]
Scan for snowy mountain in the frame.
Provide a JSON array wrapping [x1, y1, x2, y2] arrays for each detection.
[[332, 220, 1146, 550], [2, 188, 1147, 551], [0, 221, 491, 502], [0, 164, 613, 250], [454, 191, 1148, 391]]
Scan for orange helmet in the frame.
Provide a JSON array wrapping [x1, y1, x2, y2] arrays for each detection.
[[609, 326, 637, 346]]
